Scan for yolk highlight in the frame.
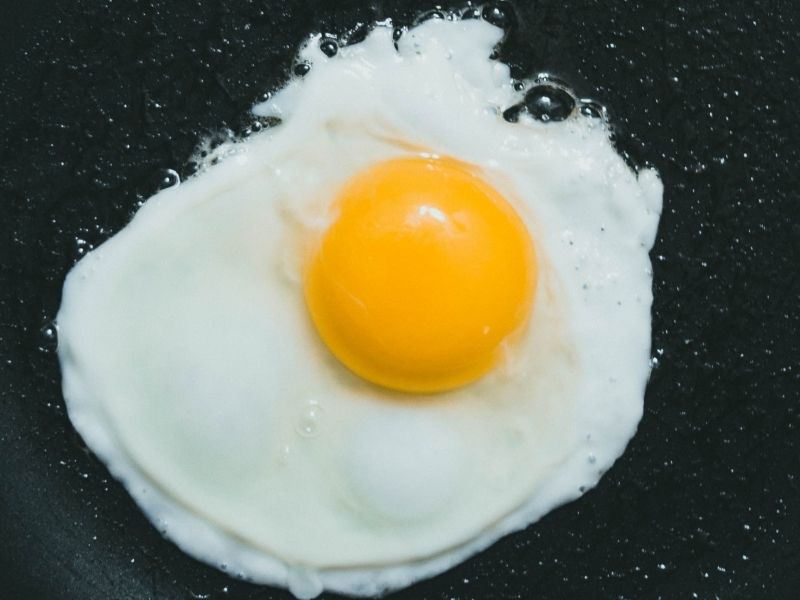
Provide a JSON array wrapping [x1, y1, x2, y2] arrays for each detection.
[[304, 156, 537, 393]]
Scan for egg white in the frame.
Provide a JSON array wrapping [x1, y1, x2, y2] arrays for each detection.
[[57, 17, 662, 599]]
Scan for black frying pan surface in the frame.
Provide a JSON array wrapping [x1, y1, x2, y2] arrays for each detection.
[[1, 1, 798, 599]]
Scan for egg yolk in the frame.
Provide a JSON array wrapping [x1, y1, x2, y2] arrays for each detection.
[[304, 156, 537, 393]]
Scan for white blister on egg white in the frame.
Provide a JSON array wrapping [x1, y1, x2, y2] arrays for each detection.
[[57, 17, 662, 599]]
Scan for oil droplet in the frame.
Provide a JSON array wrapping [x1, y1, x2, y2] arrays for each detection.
[[524, 85, 576, 122], [579, 99, 607, 120], [159, 168, 180, 189], [502, 103, 523, 123], [482, 1, 517, 32], [319, 38, 338, 57], [39, 322, 58, 352], [294, 62, 311, 77]]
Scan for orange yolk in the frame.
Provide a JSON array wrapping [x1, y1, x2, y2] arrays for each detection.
[[304, 156, 537, 393]]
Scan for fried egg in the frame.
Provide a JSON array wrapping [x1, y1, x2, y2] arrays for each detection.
[[57, 15, 662, 599]]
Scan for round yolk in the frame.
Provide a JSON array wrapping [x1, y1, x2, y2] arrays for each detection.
[[304, 156, 537, 393]]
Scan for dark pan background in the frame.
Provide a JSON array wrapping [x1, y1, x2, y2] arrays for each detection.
[[1, 1, 798, 599]]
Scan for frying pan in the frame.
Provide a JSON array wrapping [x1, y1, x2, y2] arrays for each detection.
[[1, 1, 798, 598]]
